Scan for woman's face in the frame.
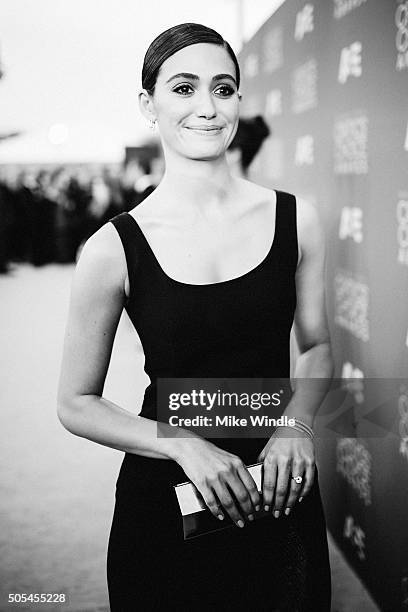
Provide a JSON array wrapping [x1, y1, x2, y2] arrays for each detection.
[[147, 43, 240, 162]]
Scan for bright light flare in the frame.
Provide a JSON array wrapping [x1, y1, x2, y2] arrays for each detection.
[[48, 123, 69, 145]]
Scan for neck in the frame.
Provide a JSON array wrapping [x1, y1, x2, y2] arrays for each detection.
[[154, 153, 238, 216]]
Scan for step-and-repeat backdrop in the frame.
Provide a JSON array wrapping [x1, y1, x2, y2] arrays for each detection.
[[238, 1, 408, 610]]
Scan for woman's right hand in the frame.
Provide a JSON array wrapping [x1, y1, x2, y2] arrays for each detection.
[[175, 438, 261, 527]]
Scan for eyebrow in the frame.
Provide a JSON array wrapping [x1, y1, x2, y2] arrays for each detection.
[[165, 72, 237, 86]]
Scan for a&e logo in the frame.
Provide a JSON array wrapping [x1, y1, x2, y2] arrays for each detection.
[[339, 207, 363, 243], [341, 361, 364, 404], [338, 42, 362, 83], [295, 4, 314, 41]]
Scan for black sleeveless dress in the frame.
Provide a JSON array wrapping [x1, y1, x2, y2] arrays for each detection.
[[107, 191, 331, 611]]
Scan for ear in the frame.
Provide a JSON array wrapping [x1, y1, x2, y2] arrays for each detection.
[[138, 89, 156, 122]]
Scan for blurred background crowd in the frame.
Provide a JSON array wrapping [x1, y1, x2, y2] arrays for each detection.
[[0, 154, 164, 272], [0, 113, 269, 273]]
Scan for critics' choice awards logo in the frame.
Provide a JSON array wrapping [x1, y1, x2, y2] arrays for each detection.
[[343, 515, 366, 560], [398, 385, 408, 463], [341, 362, 365, 403], [262, 27, 283, 74], [295, 4, 314, 41], [396, 1, 408, 71], [243, 53, 259, 79], [339, 207, 363, 243], [397, 198, 408, 266], [291, 59, 318, 114], [336, 438, 372, 505], [338, 42, 362, 83], [334, 269, 370, 342], [334, 114, 368, 175], [295, 135, 314, 166], [333, 0, 367, 19], [265, 89, 282, 117]]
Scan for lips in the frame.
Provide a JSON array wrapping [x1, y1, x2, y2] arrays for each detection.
[[184, 126, 223, 131]]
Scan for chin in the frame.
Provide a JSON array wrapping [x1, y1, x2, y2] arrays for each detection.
[[189, 152, 225, 162], [181, 144, 226, 161]]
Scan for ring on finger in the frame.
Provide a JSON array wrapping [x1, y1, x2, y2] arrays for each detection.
[[291, 475, 303, 484]]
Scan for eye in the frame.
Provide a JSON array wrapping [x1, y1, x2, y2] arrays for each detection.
[[172, 83, 194, 96], [214, 84, 235, 97]]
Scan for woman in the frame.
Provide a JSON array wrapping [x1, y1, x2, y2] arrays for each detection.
[[57, 23, 333, 611]]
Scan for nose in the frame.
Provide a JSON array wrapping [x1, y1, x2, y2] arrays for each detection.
[[195, 90, 217, 119]]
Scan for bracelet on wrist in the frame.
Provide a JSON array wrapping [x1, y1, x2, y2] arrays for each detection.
[[277, 417, 314, 439]]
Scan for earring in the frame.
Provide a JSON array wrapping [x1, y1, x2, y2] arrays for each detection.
[[237, 92, 242, 100], [149, 118, 156, 130]]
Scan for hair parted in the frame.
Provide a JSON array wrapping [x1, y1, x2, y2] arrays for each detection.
[[142, 23, 240, 95]]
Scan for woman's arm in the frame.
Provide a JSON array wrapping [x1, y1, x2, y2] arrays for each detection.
[[57, 223, 260, 525], [283, 196, 334, 425], [57, 223, 181, 460], [259, 197, 334, 514]]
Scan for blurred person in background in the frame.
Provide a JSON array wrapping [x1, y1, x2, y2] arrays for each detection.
[[30, 170, 57, 266], [58, 22, 332, 610], [227, 115, 270, 178], [5, 170, 32, 265], [120, 158, 152, 210], [134, 154, 165, 202], [52, 167, 77, 264], [0, 167, 15, 272]]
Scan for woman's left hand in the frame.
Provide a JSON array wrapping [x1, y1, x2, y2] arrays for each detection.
[[257, 426, 315, 517]]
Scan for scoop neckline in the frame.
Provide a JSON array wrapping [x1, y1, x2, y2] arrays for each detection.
[[124, 190, 278, 288]]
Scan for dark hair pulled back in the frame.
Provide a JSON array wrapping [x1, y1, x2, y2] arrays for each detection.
[[142, 23, 240, 95]]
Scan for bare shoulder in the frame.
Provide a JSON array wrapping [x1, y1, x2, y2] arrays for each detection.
[[235, 177, 276, 203], [295, 197, 326, 266], [75, 221, 127, 296]]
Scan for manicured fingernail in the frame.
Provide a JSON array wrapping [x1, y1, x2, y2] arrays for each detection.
[[274, 510, 280, 518], [264, 505, 270, 512], [237, 520, 244, 528], [255, 505, 260, 512], [218, 514, 224, 520], [299, 497, 303, 503], [285, 507, 291, 516], [248, 514, 254, 521]]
